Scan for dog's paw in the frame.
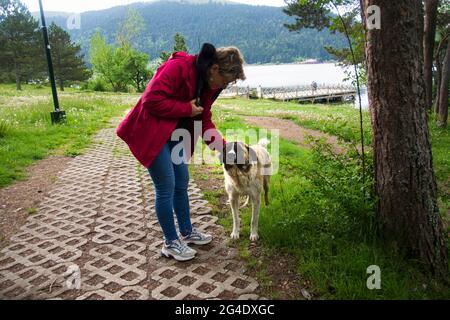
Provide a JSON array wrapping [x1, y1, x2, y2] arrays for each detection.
[[250, 233, 259, 242], [230, 231, 240, 240]]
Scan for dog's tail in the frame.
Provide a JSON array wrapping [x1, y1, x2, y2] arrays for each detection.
[[258, 138, 270, 147]]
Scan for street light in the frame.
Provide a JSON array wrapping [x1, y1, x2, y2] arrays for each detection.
[[38, 0, 66, 124]]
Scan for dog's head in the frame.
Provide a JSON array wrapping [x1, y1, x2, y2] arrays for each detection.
[[220, 142, 258, 173]]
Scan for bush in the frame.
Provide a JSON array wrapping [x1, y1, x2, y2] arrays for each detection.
[[261, 138, 375, 249], [83, 78, 109, 92], [301, 138, 376, 239], [0, 120, 9, 138]]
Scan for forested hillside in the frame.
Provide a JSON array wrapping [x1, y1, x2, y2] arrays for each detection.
[[40, 0, 346, 64]]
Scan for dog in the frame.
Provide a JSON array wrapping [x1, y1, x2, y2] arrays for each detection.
[[221, 139, 272, 242]]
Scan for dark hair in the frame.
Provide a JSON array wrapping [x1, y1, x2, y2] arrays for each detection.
[[195, 43, 246, 106], [196, 43, 217, 106]]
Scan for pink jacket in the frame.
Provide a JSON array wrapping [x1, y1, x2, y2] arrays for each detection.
[[116, 52, 226, 168]]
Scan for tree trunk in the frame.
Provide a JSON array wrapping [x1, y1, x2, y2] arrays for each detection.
[[434, 35, 449, 114], [437, 40, 449, 127], [363, 0, 448, 277], [423, 0, 439, 109], [434, 57, 442, 114], [14, 61, 21, 91], [59, 78, 65, 92]]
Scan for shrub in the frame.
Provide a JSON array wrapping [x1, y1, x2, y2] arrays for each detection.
[[83, 78, 109, 92], [261, 138, 375, 249], [0, 120, 9, 138]]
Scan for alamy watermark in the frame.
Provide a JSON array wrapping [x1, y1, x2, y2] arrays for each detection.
[[64, 264, 81, 290], [169, 122, 279, 176], [67, 14, 81, 30], [366, 265, 381, 290], [366, 5, 381, 30]]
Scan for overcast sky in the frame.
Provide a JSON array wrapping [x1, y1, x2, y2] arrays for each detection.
[[23, 0, 287, 13]]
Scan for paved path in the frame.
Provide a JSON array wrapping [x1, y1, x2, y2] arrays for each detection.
[[0, 127, 262, 300]]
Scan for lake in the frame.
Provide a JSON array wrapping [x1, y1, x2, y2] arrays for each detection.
[[236, 63, 369, 109]]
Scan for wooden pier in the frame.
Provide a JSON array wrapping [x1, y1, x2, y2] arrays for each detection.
[[220, 84, 357, 103]]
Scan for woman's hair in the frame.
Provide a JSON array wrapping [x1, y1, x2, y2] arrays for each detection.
[[195, 44, 246, 104], [215, 47, 246, 83]]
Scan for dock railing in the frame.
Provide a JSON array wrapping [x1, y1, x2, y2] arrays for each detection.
[[220, 84, 357, 103]]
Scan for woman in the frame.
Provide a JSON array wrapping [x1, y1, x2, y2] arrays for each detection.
[[117, 44, 246, 262]]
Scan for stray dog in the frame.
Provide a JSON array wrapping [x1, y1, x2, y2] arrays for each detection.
[[221, 139, 272, 242]]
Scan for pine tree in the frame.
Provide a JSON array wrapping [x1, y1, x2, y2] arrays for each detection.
[[0, 0, 44, 90], [159, 33, 189, 63], [364, 0, 448, 276], [48, 23, 90, 91]]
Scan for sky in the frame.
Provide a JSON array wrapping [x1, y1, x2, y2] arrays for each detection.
[[22, 0, 287, 13]]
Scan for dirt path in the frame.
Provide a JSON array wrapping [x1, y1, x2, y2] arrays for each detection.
[[243, 116, 346, 154], [0, 156, 72, 251]]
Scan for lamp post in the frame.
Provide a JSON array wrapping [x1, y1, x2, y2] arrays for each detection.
[[38, 0, 66, 124]]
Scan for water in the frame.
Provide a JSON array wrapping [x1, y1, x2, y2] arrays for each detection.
[[236, 63, 369, 109]]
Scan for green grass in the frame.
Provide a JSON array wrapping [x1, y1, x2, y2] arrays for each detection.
[[0, 84, 139, 187], [217, 97, 373, 146], [211, 99, 450, 300], [26, 207, 37, 215], [217, 97, 449, 228], [428, 118, 450, 223], [1, 86, 448, 299]]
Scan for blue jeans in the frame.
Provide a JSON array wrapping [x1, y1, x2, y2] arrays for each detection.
[[148, 139, 192, 243]]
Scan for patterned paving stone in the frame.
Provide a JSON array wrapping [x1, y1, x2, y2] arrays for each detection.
[[84, 241, 147, 287], [0, 262, 83, 299], [0, 125, 263, 300], [10, 218, 93, 243], [0, 237, 87, 271], [76, 285, 149, 300]]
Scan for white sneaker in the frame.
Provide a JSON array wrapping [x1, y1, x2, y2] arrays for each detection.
[[161, 239, 197, 262], [181, 229, 213, 245]]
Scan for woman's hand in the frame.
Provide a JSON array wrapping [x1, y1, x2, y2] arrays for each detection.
[[190, 100, 204, 117]]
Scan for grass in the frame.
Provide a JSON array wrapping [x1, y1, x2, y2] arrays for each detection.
[[428, 117, 450, 207], [0, 84, 139, 187], [217, 97, 373, 146], [26, 207, 37, 215], [1, 86, 448, 299], [217, 97, 450, 229], [209, 98, 450, 300]]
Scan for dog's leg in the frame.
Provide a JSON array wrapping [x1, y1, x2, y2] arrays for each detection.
[[230, 193, 241, 240], [250, 191, 261, 242]]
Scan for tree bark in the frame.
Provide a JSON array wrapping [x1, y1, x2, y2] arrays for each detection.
[[435, 56, 442, 114], [14, 60, 21, 91], [423, 0, 439, 109], [437, 40, 449, 127], [434, 35, 448, 113], [363, 0, 448, 277], [59, 78, 65, 92]]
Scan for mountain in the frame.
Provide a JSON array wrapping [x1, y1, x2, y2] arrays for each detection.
[[37, 0, 346, 64]]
